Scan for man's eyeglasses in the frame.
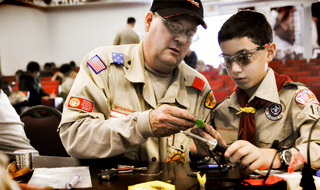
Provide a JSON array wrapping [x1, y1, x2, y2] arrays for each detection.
[[218, 44, 269, 68], [155, 12, 198, 42]]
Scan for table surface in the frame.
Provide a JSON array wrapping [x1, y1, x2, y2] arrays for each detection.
[[31, 156, 286, 190]]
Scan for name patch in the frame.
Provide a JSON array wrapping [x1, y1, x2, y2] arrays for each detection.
[[110, 110, 128, 118]]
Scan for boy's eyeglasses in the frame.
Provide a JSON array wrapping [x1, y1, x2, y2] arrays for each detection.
[[218, 44, 269, 68], [155, 12, 198, 42]]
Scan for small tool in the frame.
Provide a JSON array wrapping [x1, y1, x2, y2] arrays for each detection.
[[180, 130, 227, 154]]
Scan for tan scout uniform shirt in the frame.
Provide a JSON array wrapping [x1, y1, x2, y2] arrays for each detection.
[[113, 25, 140, 45], [59, 42, 214, 162], [213, 68, 320, 168]]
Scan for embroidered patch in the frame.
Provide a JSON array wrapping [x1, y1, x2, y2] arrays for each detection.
[[265, 100, 285, 121], [295, 89, 319, 105], [110, 110, 128, 118], [68, 96, 94, 113], [205, 90, 216, 109], [112, 52, 125, 65], [192, 76, 205, 91], [87, 55, 107, 74]]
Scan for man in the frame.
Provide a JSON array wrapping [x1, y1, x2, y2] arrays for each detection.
[[113, 17, 140, 45], [192, 10, 320, 173], [59, 0, 216, 163]]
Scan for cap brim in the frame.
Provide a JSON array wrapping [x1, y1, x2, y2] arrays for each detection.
[[157, 8, 207, 29]]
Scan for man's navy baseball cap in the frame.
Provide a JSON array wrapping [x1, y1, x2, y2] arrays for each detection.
[[150, 0, 207, 29]]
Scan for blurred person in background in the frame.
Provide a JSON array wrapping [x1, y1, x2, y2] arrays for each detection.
[[183, 48, 198, 69], [0, 80, 28, 114], [19, 61, 55, 106], [113, 17, 140, 45], [52, 63, 75, 100]]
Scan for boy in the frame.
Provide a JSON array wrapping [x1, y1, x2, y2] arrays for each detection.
[[192, 10, 320, 173]]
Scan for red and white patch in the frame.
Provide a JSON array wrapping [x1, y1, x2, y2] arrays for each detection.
[[110, 110, 128, 118], [295, 89, 319, 105], [68, 96, 94, 112]]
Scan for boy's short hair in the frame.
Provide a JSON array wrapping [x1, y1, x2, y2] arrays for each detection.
[[218, 10, 273, 46], [60, 63, 72, 74], [27, 61, 40, 73]]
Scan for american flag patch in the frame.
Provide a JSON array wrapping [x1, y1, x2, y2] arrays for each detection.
[[112, 52, 125, 65], [87, 55, 107, 74], [295, 89, 319, 105]]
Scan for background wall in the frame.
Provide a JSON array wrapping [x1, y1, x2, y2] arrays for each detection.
[[0, 5, 50, 75], [0, 0, 318, 75], [0, 3, 149, 75]]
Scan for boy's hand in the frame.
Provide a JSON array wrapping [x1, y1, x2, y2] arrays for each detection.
[[224, 140, 281, 173], [190, 124, 227, 157], [149, 104, 196, 137]]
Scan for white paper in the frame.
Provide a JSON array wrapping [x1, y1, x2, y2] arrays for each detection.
[[28, 166, 92, 189], [259, 170, 320, 190]]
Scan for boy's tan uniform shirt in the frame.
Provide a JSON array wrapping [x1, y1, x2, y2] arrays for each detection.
[[213, 68, 320, 168], [58, 42, 214, 162]]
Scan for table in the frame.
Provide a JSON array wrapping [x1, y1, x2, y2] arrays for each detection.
[[32, 156, 286, 190]]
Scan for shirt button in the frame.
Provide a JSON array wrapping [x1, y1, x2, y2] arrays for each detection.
[[151, 157, 157, 162]]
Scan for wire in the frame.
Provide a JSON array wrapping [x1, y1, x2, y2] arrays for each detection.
[[306, 116, 320, 167], [262, 149, 282, 185], [300, 116, 320, 190]]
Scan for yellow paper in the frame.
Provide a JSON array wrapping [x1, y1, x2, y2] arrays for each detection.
[[128, 180, 175, 190]]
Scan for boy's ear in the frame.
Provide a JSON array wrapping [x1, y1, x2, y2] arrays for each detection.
[[266, 42, 276, 62]]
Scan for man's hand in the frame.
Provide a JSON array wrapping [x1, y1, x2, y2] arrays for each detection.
[[149, 104, 196, 137], [190, 124, 227, 157], [224, 140, 280, 173]]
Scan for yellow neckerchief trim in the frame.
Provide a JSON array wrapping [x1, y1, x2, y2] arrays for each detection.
[[236, 107, 256, 115]]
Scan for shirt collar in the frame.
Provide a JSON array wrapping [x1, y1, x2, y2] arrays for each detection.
[[229, 68, 281, 109]]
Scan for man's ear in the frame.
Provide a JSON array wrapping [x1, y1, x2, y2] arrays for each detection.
[[266, 42, 277, 62], [145, 11, 154, 32]]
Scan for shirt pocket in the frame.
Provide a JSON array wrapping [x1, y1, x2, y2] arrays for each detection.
[[258, 120, 295, 148]]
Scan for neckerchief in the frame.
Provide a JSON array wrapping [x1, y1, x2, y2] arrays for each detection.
[[235, 71, 292, 145]]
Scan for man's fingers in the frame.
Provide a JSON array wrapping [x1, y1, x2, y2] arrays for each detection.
[[165, 105, 196, 123]]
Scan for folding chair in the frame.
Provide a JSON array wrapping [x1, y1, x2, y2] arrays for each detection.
[[20, 105, 69, 157]]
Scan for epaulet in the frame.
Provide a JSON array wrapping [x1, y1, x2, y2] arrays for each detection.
[[284, 81, 307, 88]]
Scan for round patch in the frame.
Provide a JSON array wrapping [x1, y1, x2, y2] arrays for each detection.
[[69, 97, 81, 107], [205, 90, 216, 109], [265, 100, 285, 120]]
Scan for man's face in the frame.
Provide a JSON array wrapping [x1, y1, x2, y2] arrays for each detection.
[[143, 12, 198, 74]]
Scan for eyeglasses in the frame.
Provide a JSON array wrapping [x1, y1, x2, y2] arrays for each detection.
[[218, 44, 269, 68], [155, 12, 198, 42]]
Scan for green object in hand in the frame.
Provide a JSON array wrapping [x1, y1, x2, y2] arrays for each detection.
[[195, 119, 205, 129]]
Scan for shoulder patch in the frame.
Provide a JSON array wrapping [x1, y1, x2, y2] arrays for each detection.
[[295, 89, 319, 105], [192, 76, 205, 91], [87, 55, 107, 74], [68, 96, 94, 113], [205, 90, 216, 109], [112, 52, 125, 65]]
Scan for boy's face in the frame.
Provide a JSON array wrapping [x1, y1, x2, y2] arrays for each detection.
[[219, 37, 275, 92]]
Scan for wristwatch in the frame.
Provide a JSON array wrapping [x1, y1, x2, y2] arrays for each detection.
[[279, 149, 292, 169]]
